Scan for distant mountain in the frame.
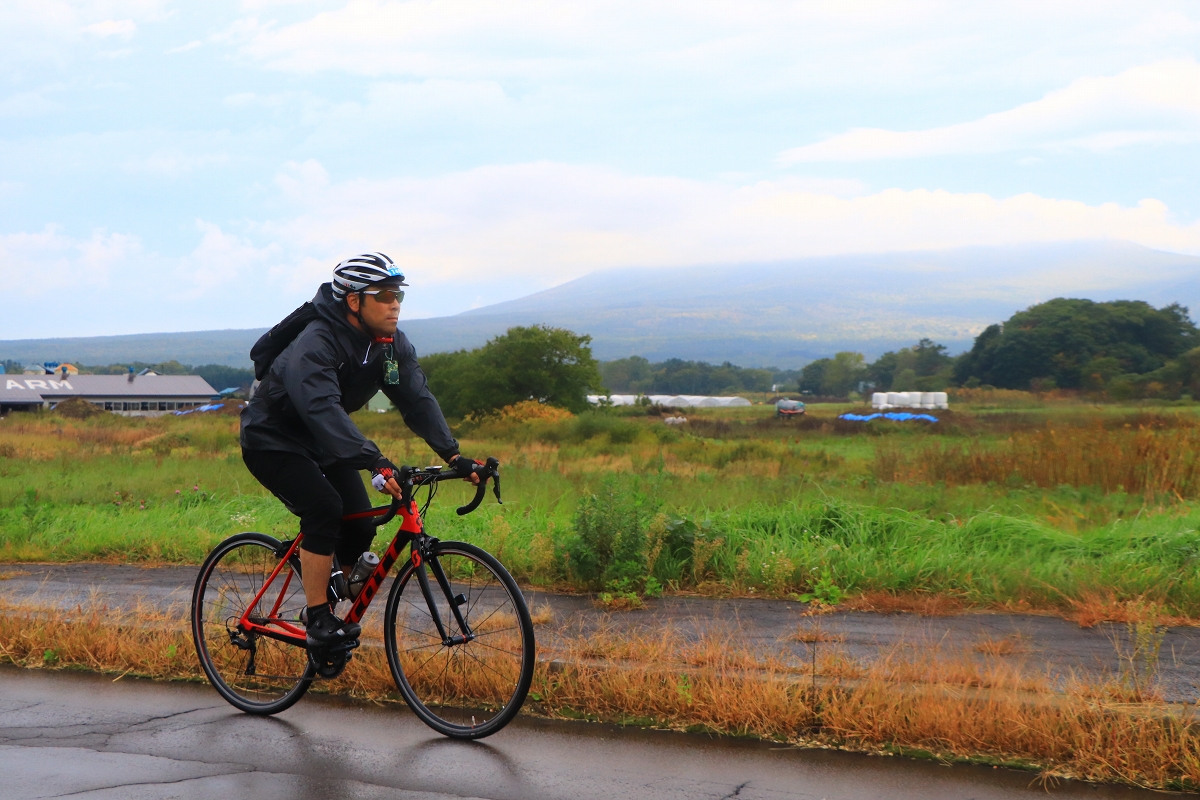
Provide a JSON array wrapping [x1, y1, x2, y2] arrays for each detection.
[[0, 328, 266, 370], [2, 241, 1197, 369], [400, 240, 1200, 367]]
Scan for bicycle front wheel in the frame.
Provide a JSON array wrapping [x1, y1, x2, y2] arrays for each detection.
[[191, 532, 314, 715], [383, 541, 535, 738]]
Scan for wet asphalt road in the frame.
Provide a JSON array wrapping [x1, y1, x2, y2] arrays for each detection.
[[0, 668, 1174, 800], [4, 563, 1200, 701]]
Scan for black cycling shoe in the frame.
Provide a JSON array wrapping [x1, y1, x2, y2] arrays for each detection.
[[305, 606, 361, 649]]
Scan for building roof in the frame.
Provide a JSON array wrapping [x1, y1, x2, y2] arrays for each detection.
[[3, 374, 216, 399], [0, 384, 46, 404]]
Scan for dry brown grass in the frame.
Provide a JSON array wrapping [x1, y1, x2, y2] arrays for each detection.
[[973, 634, 1030, 656], [875, 421, 1200, 499], [790, 623, 844, 644], [840, 591, 969, 616], [1066, 592, 1195, 629], [3, 601, 1200, 790], [530, 602, 555, 626]]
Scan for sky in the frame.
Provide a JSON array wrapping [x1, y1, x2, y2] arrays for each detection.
[[2, 1, 1199, 338]]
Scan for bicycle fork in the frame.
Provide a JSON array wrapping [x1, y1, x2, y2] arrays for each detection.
[[413, 536, 475, 647]]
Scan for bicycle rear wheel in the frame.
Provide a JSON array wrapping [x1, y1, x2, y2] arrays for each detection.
[[383, 541, 535, 739], [191, 532, 314, 714]]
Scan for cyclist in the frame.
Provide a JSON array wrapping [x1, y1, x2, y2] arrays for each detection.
[[240, 252, 478, 651]]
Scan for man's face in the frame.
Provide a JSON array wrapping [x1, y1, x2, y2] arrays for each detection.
[[349, 287, 401, 335]]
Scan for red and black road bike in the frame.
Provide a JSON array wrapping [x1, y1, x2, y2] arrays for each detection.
[[190, 458, 535, 739]]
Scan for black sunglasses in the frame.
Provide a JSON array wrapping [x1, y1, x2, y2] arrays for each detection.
[[362, 288, 404, 304]]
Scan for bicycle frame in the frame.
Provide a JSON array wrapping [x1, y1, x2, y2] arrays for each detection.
[[236, 500, 474, 649]]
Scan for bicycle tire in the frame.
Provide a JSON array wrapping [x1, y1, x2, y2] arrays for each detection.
[[191, 532, 315, 715], [383, 541, 535, 739]]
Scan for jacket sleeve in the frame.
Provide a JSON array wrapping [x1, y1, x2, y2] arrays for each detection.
[[381, 332, 461, 462], [283, 326, 386, 469]]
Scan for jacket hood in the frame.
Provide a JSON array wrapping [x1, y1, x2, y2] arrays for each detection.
[[312, 282, 369, 341]]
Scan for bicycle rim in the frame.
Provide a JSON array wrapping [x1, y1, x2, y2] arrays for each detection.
[[191, 533, 314, 714], [384, 542, 535, 738]]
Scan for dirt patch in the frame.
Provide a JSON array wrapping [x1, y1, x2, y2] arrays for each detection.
[[52, 397, 103, 419]]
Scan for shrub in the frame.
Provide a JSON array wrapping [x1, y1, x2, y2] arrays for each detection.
[[570, 412, 642, 444], [567, 474, 661, 590]]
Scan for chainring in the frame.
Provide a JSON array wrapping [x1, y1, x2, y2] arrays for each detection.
[[307, 641, 358, 679]]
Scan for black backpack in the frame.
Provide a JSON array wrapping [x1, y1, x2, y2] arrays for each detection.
[[250, 302, 320, 380]]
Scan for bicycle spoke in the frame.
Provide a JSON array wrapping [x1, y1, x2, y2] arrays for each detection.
[[193, 537, 312, 714], [465, 635, 523, 659], [385, 543, 532, 738], [464, 599, 509, 635], [407, 645, 449, 679]]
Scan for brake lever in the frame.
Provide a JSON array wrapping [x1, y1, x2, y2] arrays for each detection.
[[454, 458, 502, 516]]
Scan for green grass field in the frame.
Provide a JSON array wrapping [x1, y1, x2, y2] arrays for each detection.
[[2, 394, 1199, 614]]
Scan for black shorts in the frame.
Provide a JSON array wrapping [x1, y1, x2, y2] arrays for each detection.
[[242, 448, 376, 565]]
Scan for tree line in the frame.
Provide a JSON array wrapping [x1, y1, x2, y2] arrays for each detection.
[[801, 298, 1200, 399], [8, 297, 1196, 415], [599, 357, 800, 396]]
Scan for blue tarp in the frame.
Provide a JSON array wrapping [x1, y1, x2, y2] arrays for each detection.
[[839, 412, 939, 423], [174, 403, 231, 416]]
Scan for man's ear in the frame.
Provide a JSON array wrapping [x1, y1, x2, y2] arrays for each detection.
[[346, 292, 360, 313]]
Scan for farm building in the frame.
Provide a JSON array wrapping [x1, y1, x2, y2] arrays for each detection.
[[0, 374, 217, 416]]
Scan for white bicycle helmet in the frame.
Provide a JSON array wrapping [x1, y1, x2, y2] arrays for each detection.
[[331, 252, 407, 300]]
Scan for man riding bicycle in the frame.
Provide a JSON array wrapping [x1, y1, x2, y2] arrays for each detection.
[[240, 252, 478, 651]]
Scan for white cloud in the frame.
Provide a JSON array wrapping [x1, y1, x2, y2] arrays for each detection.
[[123, 150, 230, 176], [182, 220, 282, 293], [780, 60, 1200, 163], [254, 161, 1200, 318], [84, 19, 137, 39], [6, 161, 1200, 335], [167, 40, 202, 53], [0, 225, 141, 298], [0, 91, 60, 118], [236, 0, 1200, 94]]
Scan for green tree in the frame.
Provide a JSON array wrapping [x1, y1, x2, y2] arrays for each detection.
[[599, 356, 654, 393], [799, 358, 829, 394], [954, 299, 1198, 390], [867, 338, 953, 391], [820, 352, 867, 396], [597, 356, 785, 395], [423, 326, 603, 418]]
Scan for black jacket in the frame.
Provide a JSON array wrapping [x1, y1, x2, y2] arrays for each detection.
[[240, 283, 459, 468]]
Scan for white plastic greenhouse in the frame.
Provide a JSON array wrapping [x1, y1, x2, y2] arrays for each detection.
[[587, 394, 752, 408]]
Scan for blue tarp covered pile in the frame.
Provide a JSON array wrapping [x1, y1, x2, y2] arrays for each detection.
[[839, 412, 939, 423], [174, 402, 246, 416]]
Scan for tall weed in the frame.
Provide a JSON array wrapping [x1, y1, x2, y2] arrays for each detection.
[[567, 474, 662, 590], [875, 422, 1200, 499]]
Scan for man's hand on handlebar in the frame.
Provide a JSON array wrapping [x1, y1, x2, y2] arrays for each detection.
[[448, 454, 482, 485], [370, 460, 404, 500]]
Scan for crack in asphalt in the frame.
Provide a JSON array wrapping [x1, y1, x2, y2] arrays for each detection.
[[720, 781, 750, 799], [124, 706, 214, 729], [45, 769, 254, 798], [0, 700, 47, 714]]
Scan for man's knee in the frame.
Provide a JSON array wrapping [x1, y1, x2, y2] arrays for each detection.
[[298, 497, 344, 557], [334, 519, 376, 565]]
